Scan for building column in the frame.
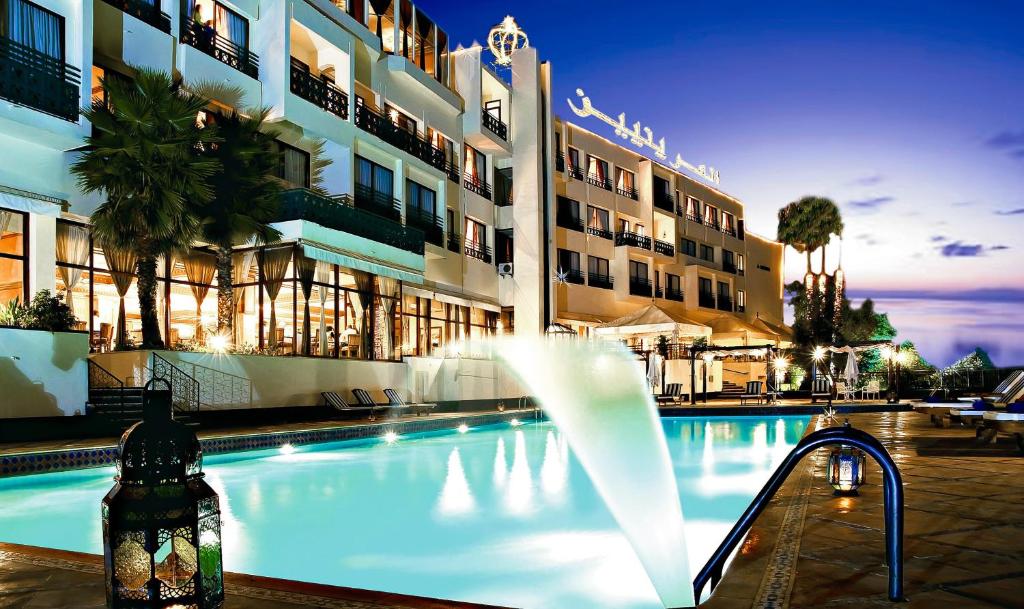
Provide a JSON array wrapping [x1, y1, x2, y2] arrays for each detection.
[[28, 212, 57, 298]]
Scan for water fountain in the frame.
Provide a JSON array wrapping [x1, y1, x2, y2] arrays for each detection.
[[492, 337, 696, 609]]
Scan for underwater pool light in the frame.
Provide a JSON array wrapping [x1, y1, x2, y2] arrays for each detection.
[[383, 431, 399, 444], [510, 418, 523, 427], [279, 443, 296, 455], [457, 423, 470, 434]]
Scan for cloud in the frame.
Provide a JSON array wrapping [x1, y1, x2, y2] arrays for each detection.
[[849, 174, 884, 186], [930, 235, 947, 242], [846, 196, 895, 211], [995, 208, 1024, 216], [854, 233, 879, 246], [986, 130, 1024, 159], [938, 241, 1011, 257], [951, 201, 975, 207]]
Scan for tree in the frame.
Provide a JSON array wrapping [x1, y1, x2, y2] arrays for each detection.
[[777, 196, 844, 273], [72, 68, 218, 348], [196, 108, 283, 334]]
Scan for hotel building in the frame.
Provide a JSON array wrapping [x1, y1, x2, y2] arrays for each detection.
[[0, 0, 785, 416]]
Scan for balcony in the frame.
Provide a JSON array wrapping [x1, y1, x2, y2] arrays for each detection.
[[290, 62, 348, 120], [617, 185, 638, 200], [0, 37, 80, 122], [615, 231, 651, 250], [354, 99, 447, 172], [717, 295, 734, 312], [654, 239, 675, 257], [447, 231, 461, 253], [494, 170, 513, 207], [102, 0, 171, 32], [464, 174, 492, 200], [563, 269, 585, 285], [722, 226, 738, 238], [444, 161, 461, 185], [666, 288, 684, 302], [557, 211, 584, 232], [588, 274, 614, 290], [568, 164, 584, 180], [654, 191, 675, 213], [705, 220, 721, 231], [699, 291, 716, 309], [686, 213, 703, 224], [465, 242, 493, 264], [629, 278, 652, 297], [406, 209, 444, 247], [276, 189, 424, 255], [555, 151, 565, 172], [587, 226, 612, 240], [180, 18, 259, 78], [587, 173, 612, 191], [482, 109, 508, 141], [723, 260, 737, 274], [655, 286, 664, 298], [353, 183, 401, 222]]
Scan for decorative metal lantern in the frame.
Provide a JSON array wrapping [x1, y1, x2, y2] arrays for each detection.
[[826, 445, 868, 496], [102, 379, 224, 608]]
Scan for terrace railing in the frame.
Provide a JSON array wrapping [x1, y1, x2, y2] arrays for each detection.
[[447, 231, 461, 253], [587, 173, 612, 191], [567, 164, 584, 180], [180, 18, 259, 78], [666, 287, 684, 302], [587, 225, 613, 240], [654, 239, 675, 257], [615, 231, 651, 250], [0, 36, 80, 121], [482, 109, 508, 140], [629, 278, 652, 296], [617, 185, 639, 200], [151, 352, 200, 414], [102, 0, 171, 32], [464, 174, 492, 200], [723, 260, 737, 274], [654, 191, 675, 212], [352, 183, 402, 222], [406, 208, 444, 247], [465, 243, 492, 264], [699, 291, 716, 308], [290, 63, 348, 119], [555, 151, 565, 172], [563, 269, 585, 285], [354, 99, 447, 171], [557, 211, 584, 232], [588, 273, 614, 290], [717, 295, 734, 312], [170, 360, 253, 409]]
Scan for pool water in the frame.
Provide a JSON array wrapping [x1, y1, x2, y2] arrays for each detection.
[[0, 416, 809, 609]]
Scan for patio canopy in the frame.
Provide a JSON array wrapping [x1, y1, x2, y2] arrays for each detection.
[[708, 315, 779, 345], [751, 315, 794, 345], [594, 304, 711, 338]]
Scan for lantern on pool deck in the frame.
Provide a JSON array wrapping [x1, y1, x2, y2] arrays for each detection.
[[102, 379, 224, 608], [826, 444, 868, 496]]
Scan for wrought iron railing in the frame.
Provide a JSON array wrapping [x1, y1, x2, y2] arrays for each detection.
[[88, 359, 124, 390], [666, 287, 684, 301], [557, 212, 584, 232], [615, 231, 651, 249], [290, 63, 348, 119], [102, 0, 171, 32], [654, 239, 675, 257], [629, 278, 652, 296], [0, 36, 80, 121], [687, 213, 703, 224], [482, 109, 508, 140], [180, 17, 259, 78], [444, 161, 461, 184], [555, 151, 565, 172], [617, 185, 639, 200], [352, 183, 402, 222], [447, 231, 461, 253], [587, 226, 612, 240], [563, 269, 585, 284], [699, 291, 716, 308], [722, 225, 738, 238], [406, 209, 444, 247], [354, 98, 447, 171], [588, 274, 614, 290], [151, 352, 200, 413], [717, 295, 734, 311], [587, 173, 612, 190], [464, 174, 492, 200], [654, 191, 675, 212], [693, 424, 905, 603], [705, 219, 721, 231], [567, 164, 584, 180], [465, 243, 492, 263], [723, 260, 737, 274], [171, 360, 253, 409]]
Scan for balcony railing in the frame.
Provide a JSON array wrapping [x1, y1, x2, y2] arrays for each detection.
[[699, 291, 716, 308], [587, 173, 612, 191], [353, 183, 401, 222], [354, 99, 447, 172], [717, 295, 734, 312], [563, 269, 585, 284], [0, 37, 80, 122], [443, 161, 460, 184], [588, 274, 614, 290], [666, 287, 684, 302], [654, 191, 675, 212], [723, 260, 737, 274], [555, 151, 565, 172], [568, 165, 584, 180], [705, 219, 721, 231], [102, 0, 170, 32], [655, 286, 664, 298], [722, 225, 738, 238], [290, 63, 348, 120], [181, 17, 259, 78], [407, 209, 444, 247], [482, 109, 508, 141], [654, 239, 675, 257], [587, 226, 612, 240], [615, 231, 651, 249], [687, 213, 703, 224], [464, 174, 492, 200], [629, 278, 652, 297], [465, 242, 492, 263], [276, 188, 425, 255], [494, 171, 513, 207], [557, 212, 584, 232], [447, 231, 461, 253], [617, 185, 639, 200]]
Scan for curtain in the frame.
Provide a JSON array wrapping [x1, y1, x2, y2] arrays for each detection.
[[282, 147, 309, 188], [55, 223, 89, 319], [231, 250, 255, 347], [316, 263, 332, 356], [399, 0, 412, 58], [376, 277, 398, 360], [374, 165, 393, 198], [295, 252, 316, 355], [260, 246, 292, 351], [104, 247, 138, 349], [355, 156, 372, 189], [353, 271, 374, 359], [182, 251, 215, 342], [463, 146, 476, 179], [216, 4, 248, 48], [5, 0, 63, 60]]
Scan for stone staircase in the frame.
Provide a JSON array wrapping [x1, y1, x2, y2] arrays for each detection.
[[86, 387, 145, 425], [720, 380, 746, 399]]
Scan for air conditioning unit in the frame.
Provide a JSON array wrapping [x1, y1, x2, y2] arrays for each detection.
[[497, 262, 514, 276]]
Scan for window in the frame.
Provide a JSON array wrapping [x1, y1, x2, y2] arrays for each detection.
[[737, 289, 746, 311], [0, 208, 27, 307], [722, 212, 735, 234], [699, 277, 712, 294], [90, 65, 105, 106], [412, 7, 436, 75], [681, 238, 697, 257], [567, 147, 582, 177], [385, 103, 417, 134], [586, 205, 610, 237], [274, 141, 310, 188], [366, 0, 396, 51], [191, 0, 249, 50], [704, 205, 719, 228], [628, 260, 648, 282], [557, 249, 582, 283], [3, 0, 64, 60], [465, 217, 487, 249], [667, 274, 682, 299], [429, 128, 456, 167], [557, 196, 582, 231], [616, 168, 636, 197], [686, 197, 702, 221], [737, 254, 746, 275], [586, 155, 609, 186], [699, 244, 714, 262], [588, 256, 609, 278], [446, 208, 456, 234], [406, 180, 437, 218], [653, 175, 673, 209], [464, 144, 487, 183], [355, 155, 394, 199], [723, 249, 735, 272]]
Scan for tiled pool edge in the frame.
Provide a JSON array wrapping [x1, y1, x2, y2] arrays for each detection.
[[0, 410, 535, 478]]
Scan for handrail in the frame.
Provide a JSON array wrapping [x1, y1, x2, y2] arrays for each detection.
[[150, 352, 200, 413], [693, 424, 904, 604], [175, 360, 253, 409], [87, 359, 124, 390]]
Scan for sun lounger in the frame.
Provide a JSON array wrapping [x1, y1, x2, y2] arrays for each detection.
[[656, 383, 683, 405], [322, 391, 384, 420], [957, 371, 1024, 404], [384, 388, 436, 416], [810, 377, 832, 404], [740, 381, 763, 405], [353, 388, 403, 417]]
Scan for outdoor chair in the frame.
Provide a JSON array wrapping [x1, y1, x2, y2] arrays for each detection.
[[322, 391, 383, 420], [836, 381, 855, 402], [353, 388, 402, 416], [861, 380, 881, 400], [656, 383, 683, 405], [384, 388, 436, 416], [810, 377, 832, 404], [740, 381, 763, 405]]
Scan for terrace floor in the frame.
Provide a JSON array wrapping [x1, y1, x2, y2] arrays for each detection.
[[1, 410, 1020, 608]]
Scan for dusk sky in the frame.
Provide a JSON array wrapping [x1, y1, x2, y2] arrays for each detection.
[[426, 0, 1024, 366]]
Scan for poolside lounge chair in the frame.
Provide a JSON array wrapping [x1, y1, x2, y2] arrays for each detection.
[[322, 391, 384, 420], [384, 388, 436, 416], [739, 381, 763, 405], [656, 383, 683, 405], [982, 409, 1024, 452], [861, 380, 881, 400], [948, 377, 1024, 426], [953, 370, 1024, 404], [810, 377, 832, 404], [352, 388, 402, 417]]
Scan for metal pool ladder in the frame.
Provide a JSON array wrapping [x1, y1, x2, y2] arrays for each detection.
[[691, 424, 906, 605]]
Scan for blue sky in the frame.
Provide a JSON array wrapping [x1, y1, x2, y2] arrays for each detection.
[[423, 0, 1024, 363]]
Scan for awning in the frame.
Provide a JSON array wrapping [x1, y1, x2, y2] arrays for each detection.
[[595, 304, 711, 338], [433, 292, 473, 307], [301, 242, 423, 283], [401, 284, 501, 312], [708, 315, 779, 344], [752, 315, 793, 342], [403, 285, 433, 299]]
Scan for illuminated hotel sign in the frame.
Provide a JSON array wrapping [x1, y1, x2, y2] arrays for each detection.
[[567, 89, 721, 185]]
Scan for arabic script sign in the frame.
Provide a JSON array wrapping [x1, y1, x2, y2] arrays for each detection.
[[567, 89, 721, 185]]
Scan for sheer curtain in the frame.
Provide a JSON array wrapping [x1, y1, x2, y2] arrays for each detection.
[[215, 4, 248, 49], [353, 271, 374, 359], [295, 253, 316, 355], [104, 247, 138, 349], [260, 246, 292, 352], [231, 250, 255, 346], [5, 0, 63, 60], [316, 263, 332, 356], [182, 251, 215, 342], [55, 223, 89, 319], [376, 277, 398, 360]]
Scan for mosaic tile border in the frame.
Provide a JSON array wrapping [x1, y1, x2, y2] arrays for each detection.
[[0, 410, 534, 478]]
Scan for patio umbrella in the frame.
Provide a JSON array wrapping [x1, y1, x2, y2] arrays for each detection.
[[647, 353, 662, 391], [843, 348, 860, 385]]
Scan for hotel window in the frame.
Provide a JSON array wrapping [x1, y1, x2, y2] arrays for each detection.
[[686, 197, 702, 222], [557, 249, 582, 283], [464, 144, 487, 185], [367, 0, 396, 52], [699, 244, 714, 262], [667, 274, 682, 299], [705, 205, 719, 229], [629, 260, 649, 295], [723, 249, 736, 272], [355, 155, 394, 200], [717, 281, 731, 305], [465, 217, 487, 254], [681, 238, 697, 257], [653, 175, 672, 209], [385, 103, 417, 134], [722, 212, 735, 234], [91, 65, 105, 106], [398, 0, 413, 60], [737, 254, 745, 275], [588, 255, 609, 281], [0, 208, 28, 307], [2, 0, 64, 60], [586, 155, 609, 187], [737, 289, 746, 311], [406, 180, 437, 220], [699, 277, 712, 294], [616, 168, 636, 197], [190, 1, 250, 50], [567, 147, 582, 177], [586, 205, 610, 237], [557, 196, 582, 231], [435, 28, 449, 85], [273, 141, 310, 188], [429, 128, 456, 168]]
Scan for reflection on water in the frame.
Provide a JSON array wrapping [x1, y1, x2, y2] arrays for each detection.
[[0, 416, 809, 609]]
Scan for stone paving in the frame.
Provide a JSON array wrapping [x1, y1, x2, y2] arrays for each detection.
[[0, 410, 1020, 608]]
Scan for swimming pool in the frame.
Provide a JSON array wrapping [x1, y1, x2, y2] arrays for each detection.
[[0, 416, 809, 609]]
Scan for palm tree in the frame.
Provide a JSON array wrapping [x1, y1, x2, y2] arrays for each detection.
[[72, 68, 218, 348], [777, 196, 844, 272], [196, 108, 283, 335]]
